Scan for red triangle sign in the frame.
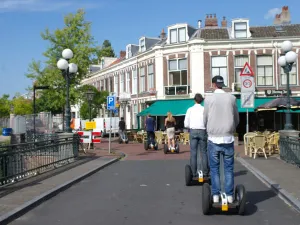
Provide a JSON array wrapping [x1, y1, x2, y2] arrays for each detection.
[[240, 62, 254, 76]]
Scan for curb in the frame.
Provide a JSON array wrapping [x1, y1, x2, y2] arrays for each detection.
[[0, 157, 121, 224], [237, 156, 300, 213]]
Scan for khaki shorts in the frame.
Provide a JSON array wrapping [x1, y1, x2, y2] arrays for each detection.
[[166, 127, 175, 139]]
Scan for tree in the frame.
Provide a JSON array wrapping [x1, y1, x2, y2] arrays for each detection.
[[0, 94, 11, 117], [78, 85, 109, 120], [26, 9, 101, 114], [11, 96, 33, 115], [97, 40, 116, 59]]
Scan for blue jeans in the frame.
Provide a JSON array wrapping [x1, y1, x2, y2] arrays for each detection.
[[189, 129, 209, 177], [208, 141, 234, 196]]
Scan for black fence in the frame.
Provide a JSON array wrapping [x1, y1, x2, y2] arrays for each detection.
[[0, 134, 79, 186], [279, 136, 300, 167]]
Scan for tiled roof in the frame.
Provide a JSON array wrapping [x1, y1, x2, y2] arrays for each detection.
[[108, 57, 125, 67], [250, 24, 300, 38], [200, 28, 230, 39]]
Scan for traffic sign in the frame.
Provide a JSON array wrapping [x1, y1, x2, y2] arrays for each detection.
[[241, 76, 255, 93], [240, 62, 254, 76], [107, 96, 116, 110], [241, 92, 255, 108], [85, 121, 96, 130]]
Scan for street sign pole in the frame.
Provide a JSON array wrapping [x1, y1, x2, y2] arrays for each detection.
[[107, 95, 116, 155], [109, 109, 112, 154], [246, 109, 249, 133]]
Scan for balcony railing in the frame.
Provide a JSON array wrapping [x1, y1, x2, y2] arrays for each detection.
[[279, 136, 300, 167], [164, 85, 190, 96]]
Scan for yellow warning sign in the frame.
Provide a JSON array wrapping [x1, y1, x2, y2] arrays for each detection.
[[85, 121, 96, 130]]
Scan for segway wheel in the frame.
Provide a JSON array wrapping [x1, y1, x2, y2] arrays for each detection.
[[164, 144, 168, 154], [125, 140, 129, 144], [202, 183, 211, 215], [154, 144, 158, 150], [235, 184, 246, 215], [185, 165, 192, 186], [176, 145, 180, 154], [144, 142, 148, 151], [119, 139, 122, 144]]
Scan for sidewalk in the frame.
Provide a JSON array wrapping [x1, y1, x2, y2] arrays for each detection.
[[235, 144, 300, 212], [0, 155, 121, 224]]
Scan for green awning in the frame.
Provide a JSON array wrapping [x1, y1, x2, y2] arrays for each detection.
[[137, 99, 195, 116], [236, 97, 300, 113]]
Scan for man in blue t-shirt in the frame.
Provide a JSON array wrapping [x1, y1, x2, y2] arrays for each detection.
[[145, 114, 155, 145]]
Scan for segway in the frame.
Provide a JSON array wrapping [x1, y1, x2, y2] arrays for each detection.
[[202, 153, 246, 215], [118, 131, 129, 144], [144, 133, 158, 151], [185, 165, 210, 186], [164, 137, 179, 154]]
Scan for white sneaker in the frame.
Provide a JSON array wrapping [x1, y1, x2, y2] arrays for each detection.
[[213, 195, 219, 203], [227, 196, 233, 204]]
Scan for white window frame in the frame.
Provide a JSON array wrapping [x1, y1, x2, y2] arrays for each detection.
[[126, 72, 130, 93], [132, 104, 138, 129], [234, 22, 247, 38], [147, 64, 154, 90], [211, 56, 228, 87], [132, 69, 137, 95], [168, 58, 188, 86], [139, 67, 145, 93], [234, 55, 249, 85], [256, 55, 274, 86], [170, 27, 186, 44], [126, 45, 132, 59], [120, 73, 124, 93], [140, 38, 146, 52], [280, 63, 298, 86]]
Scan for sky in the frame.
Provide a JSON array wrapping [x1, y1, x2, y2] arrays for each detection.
[[0, 0, 299, 97]]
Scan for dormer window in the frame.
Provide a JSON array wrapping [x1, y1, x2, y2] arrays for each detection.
[[231, 19, 250, 39], [170, 27, 186, 44], [140, 38, 146, 52], [126, 45, 132, 59], [234, 22, 247, 38]]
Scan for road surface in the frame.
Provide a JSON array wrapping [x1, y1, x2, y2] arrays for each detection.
[[10, 160, 300, 225]]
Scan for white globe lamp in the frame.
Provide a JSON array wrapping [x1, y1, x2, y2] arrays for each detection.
[[281, 41, 293, 53], [285, 51, 298, 64], [57, 58, 69, 70], [278, 56, 287, 67], [62, 49, 74, 59], [69, 63, 78, 73]]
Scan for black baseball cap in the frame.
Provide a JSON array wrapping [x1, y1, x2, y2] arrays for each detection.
[[212, 75, 225, 88]]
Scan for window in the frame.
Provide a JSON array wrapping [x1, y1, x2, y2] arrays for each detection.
[[234, 56, 249, 85], [126, 46, 131, 58], [139, 67, 145, 92], [120, 74, 124, 93], [234, 22, 247, 38], [170, 29, 177, 43], [281, 64, 297, 85], [132, 69, 137, 94], [170, 27, 186, 44], [114, 76, 119, 94], [126, 72, 130, 92], [257, 56, 273, 86], [168, 58, 187, 86], [211, 56, 228, 86], [140, 39, 145, 52], [148, 64, 154, 90]]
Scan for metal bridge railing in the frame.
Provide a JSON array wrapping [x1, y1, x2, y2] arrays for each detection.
[[0, 134, 79, 186], [279, 136, 300, 167]]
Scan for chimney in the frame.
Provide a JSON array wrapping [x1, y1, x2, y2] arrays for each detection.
[[205, 14, 218, 27], [198, 20, 202, 28], [221, 16, 227, 27], [120, 51, 126, 58], [160, 28, 166, 39]]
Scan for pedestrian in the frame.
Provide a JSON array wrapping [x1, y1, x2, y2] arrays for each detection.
[[165, 112, 176, 150], [184, 93, 209, 179], [118, 117, 126, 140], [203, 75, 239, 204], [145, 114, 156, 146]]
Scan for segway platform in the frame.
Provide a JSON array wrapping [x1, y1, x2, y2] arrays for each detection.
[[144, 141, 158, 151], [185, 164, 210, 186], [163, 143, 179, 154]]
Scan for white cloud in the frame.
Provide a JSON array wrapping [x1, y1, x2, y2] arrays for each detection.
[[264, 8, 281, 20], [0, 0, 99, 12]]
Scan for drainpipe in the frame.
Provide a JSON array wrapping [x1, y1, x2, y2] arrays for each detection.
[[273, 41, 279, 90]]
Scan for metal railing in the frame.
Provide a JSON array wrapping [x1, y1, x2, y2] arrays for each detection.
[[279, 136, 300, 167], [0, 134, 79, 186]]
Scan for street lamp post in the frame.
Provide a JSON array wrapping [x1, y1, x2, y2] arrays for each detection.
[[278, 40, 298, 130], [33, 85, 49, 137], [57, 49, 78, 133]]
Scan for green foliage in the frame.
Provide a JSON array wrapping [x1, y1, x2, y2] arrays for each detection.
[[25, 9, 113, 114], [97, 40, 115, 59], [0, 94, 11, 117], [11, 96, 33, 115], [78, 85, 109, 119]]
